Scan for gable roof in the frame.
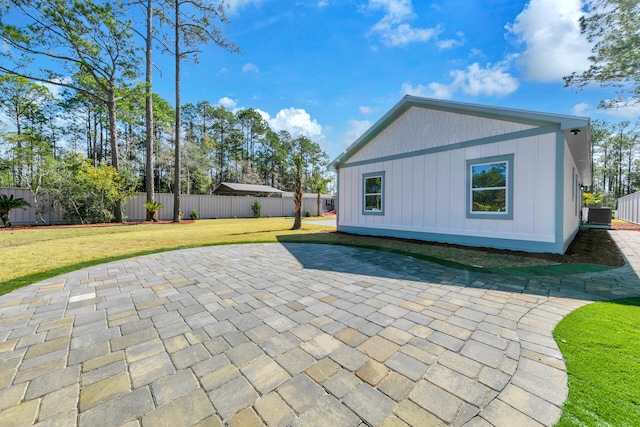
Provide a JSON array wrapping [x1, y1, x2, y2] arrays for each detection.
[[330, 95, 591, 183], [213, 182, 283, 196]]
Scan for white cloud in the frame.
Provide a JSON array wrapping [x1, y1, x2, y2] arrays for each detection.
[[469, 48, 485, 59], [217, 97, 237, 109], [224, 0, 264, 14], [400, 82, 432, 97], [427, 82, 458, 99], [344, 120, 372, 144], [368, 0, 441, 47], [437, 31, 465, 50], [601, 102, 640, 119], [402, 60, 519, 99], [359, 105, 375, 115], [268, 108, 323, 139], [318, 1, 328, 7], [571, 102, 640, 119], [455, 61, 519, 97], [506, 0, 592, 82], [242, 63, 260, 73], [572, 102, 591, 117], [254, 108, 271, 123]]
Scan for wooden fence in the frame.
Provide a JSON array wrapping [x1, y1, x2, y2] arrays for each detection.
[[0, 187, 334, 224]]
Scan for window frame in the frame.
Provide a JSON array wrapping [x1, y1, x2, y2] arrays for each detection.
[[466, 154, 514, 220], [362, 171, 385, 215]]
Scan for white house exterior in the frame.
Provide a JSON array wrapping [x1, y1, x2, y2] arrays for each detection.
[[330, 96, 591, 254]]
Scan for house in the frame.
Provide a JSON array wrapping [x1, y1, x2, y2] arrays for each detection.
[[330, 96, 591, 254], [213, 182, 283, 197]]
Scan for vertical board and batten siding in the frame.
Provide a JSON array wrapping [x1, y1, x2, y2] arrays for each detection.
[[563, 141, 583, 242], [0, 189, 325, 224], [337, 106, 560, 244], [345, 106, 537, 164], [618, 192, 640, 224]]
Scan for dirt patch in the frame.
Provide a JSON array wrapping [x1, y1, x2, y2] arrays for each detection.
[[564, 228, 625, 267], [611, 220, 640, 231]]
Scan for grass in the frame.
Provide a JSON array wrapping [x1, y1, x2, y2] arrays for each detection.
[[553, 298, 640, 426], [0, 218, 615, 296]]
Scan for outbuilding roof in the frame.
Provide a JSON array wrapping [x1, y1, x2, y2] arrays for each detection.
[[330, 95, 591, 184], [213, 182, 283, 196]]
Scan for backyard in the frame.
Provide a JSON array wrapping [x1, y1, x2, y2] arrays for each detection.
[[0, 217, 624, 296], [0, 217, 638, 425]]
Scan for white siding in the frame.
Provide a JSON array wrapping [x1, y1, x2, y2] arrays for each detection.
[[347, 107, 536, 164], [338, 133, 558, 244], [563, 141, 582, 240]]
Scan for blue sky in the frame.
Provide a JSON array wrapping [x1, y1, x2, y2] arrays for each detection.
[[4, 0, 638, 161], [157, 0, 637, 161]]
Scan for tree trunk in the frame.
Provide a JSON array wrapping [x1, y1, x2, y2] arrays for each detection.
[[145, 0, 156, 222], [172, 0, 181, 223], [16, 110, 22, 187], [317, 192, 321, 217], [1, 212, 10, 227], [108, 89, 123, 223], [291, 156, 302, 230]]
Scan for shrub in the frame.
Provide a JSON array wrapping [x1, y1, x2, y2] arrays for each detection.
[[0, 194, 31, 227], [48, 154, 131, 224], [305, 210, 311, 217], [190, 210, 199, 220], [583, 192, 603, 207], [143, 200, 163, 222], [252, 199, 261, 218]]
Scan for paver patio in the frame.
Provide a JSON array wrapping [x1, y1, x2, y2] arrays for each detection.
[[0, 231, 639, 426]]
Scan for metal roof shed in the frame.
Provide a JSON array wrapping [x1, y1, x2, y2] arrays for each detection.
[[213, 183, 284, 197]]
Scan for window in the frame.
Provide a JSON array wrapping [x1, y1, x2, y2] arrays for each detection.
[[466, 154, 513, 220], [363, 172, 385, 215]]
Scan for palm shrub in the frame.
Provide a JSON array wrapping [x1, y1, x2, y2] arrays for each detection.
[[0, 194, 31, 227], [143, 200, 164, 222]]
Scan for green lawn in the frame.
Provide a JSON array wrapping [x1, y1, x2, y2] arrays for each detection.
[[554, 298, 640, 426]]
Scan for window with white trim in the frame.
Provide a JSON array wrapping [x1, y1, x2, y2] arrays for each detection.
[[363, 172, 384, 215], [466, 155, 513, 220]]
